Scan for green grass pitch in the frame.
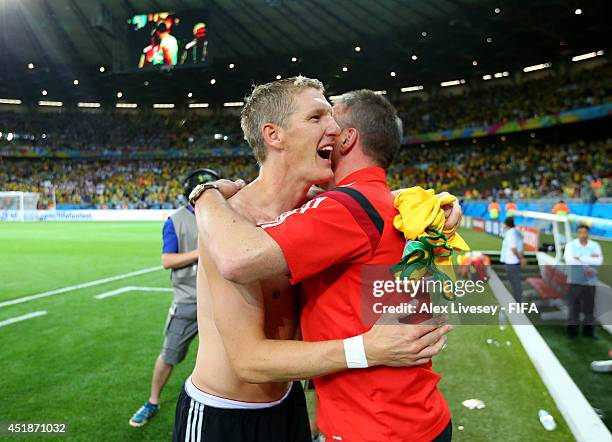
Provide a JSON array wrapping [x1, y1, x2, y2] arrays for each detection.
[[2, 222, 607, 441]]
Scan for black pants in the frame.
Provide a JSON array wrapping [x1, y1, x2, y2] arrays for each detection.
[[432, 420, 452, 442], [505, 264, 523, 302], [567, 283, 596, 335], [172, 382, 311, 442]]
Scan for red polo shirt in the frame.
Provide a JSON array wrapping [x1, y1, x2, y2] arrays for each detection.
[[261, 167, 450, 442]]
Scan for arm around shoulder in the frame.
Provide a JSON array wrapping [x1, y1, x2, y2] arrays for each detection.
[[194, 189, 289, 284]]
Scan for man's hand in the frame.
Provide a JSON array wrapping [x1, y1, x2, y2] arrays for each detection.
[[520, 257, 528, 266], [436, 192, 462, 233], [363, 314, 452, 367], [200, 179, 246, 201], [161, 248, 199, 269], [391, 189, 462, 233]]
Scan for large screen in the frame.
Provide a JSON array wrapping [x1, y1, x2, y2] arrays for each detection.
[[127, 10, 211, 70]]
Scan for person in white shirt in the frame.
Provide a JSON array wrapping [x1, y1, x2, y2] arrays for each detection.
[[563, 224, 603, 337], [500, 217, 526, 301], [157, 22, 178, 66]]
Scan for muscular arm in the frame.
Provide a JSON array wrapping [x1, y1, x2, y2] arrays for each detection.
[[199, 238, 449, 383], [200, 236, 345, 383], [195, 190, 288, 284], [195, 184, 462, 284], [161, 249, 198, 269]]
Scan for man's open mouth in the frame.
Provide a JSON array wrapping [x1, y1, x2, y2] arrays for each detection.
[[317, 145, 333, 160]]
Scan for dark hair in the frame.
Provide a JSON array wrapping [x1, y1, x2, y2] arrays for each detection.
[[150, 28, 161, 45], [504, 217, 515, 228], [183, 168, 220, 201], [331, 90, 401, 168], [157, 22, 168, 33], [576, 224, 590, 232]]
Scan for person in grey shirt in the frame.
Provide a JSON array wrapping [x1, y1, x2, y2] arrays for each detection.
[[129, 169, 219, 427], [564, 224, 603, 337], [500, 217, 526, 302]]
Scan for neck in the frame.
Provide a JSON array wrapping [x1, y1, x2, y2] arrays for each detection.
[[233, 162, 311, 223], [331, 155, 379, 187], [579, 238, 588, 245]]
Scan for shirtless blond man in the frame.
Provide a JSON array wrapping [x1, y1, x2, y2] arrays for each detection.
[[172, 77, 452, 442]]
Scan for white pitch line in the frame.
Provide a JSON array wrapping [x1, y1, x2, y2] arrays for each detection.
[[0, 266, 163, 309], [94, 286, 173, 299], [487, 268, 612, 441], [93, 286, 135, 299], [0, 311, 47, 328]]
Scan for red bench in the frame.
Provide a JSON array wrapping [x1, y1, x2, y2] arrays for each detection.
[[527, 265, 568, 300], [527, 277, 562, 299]]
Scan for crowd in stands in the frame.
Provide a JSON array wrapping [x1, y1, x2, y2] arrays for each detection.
[[1, 62, 610, 208], [0, 112, 244, 154], [397, 64, 611, 134], [388, 139, 611, 201], [0, 157, 258, 209], [2, 138, 609, 209], [0, 63, 610, 154]]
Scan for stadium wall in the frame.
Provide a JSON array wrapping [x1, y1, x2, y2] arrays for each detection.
[[0, 209, 173, 222], [462, 202, 612, 238], [404, 102, 612, 144]]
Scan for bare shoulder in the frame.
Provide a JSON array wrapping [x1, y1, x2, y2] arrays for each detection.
[[228, 193, 256, 222]]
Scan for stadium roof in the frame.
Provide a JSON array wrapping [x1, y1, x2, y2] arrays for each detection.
[[1, 0, 610, 106]]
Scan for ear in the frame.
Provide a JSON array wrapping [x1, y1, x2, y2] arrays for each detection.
[[262, 123, 284, 152], [339, 127, 358, 155]]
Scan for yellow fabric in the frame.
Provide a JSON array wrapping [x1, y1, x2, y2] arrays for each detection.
[[393, 187, 470, 270]]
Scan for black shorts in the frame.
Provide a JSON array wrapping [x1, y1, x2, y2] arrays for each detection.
[[432, 420, 452, 442], [172, 381, 311, 442]]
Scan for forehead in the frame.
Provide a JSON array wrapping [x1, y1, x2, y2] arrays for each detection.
[[292, 88, 332, 114]]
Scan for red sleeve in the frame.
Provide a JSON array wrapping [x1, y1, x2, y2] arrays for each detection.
[[260, 195, 372, 284]]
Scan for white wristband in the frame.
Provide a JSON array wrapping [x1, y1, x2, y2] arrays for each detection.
[[343, 334, 369, 368]]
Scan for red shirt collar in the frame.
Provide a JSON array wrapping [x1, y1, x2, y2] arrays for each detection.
[[336, 167, 387, 187]]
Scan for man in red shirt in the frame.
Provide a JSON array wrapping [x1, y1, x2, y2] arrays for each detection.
[[197, 90, 456, 441]]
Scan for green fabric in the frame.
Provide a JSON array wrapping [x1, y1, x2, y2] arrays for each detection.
[[390, 227, 455, 300]]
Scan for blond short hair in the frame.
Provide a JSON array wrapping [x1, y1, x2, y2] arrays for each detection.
[[241, 76, 325, 164]]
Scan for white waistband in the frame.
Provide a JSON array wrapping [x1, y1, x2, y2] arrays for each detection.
[[185, 376, 292, 410]]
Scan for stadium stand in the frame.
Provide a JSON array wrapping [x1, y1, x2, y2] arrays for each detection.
[[389, 139, 610, 200], [0, 63, 609, 154], [0, 112, 244, 153], [2, 137, 608, 209], [2, 1, 611, 440], [397, 64, 611, 134], [0, 158, 257, 209], [1, 61, 610, 209]]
